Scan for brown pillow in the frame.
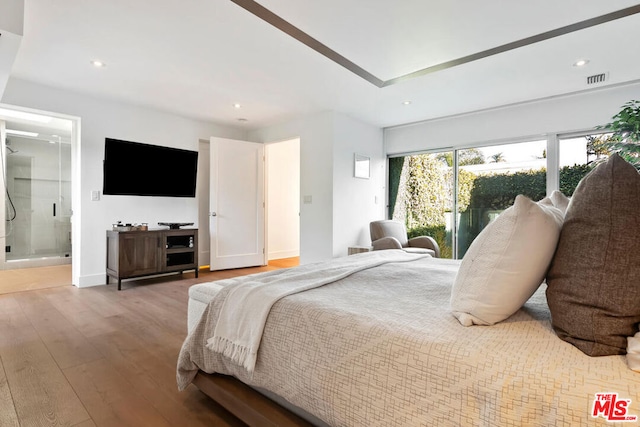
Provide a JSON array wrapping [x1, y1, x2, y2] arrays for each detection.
[[546, 154, 640, 356]]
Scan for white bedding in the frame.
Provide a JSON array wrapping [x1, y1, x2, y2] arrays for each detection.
[[208, 251, 428, 373], [178, 252, 640, 426], [188, 282, 224, 332]]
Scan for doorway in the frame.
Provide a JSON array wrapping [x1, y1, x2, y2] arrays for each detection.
[[196, 137, 300, 268], [0, 105, 76, 272], [265, 138, 300, 262]]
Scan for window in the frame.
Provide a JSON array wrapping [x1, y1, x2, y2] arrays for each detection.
[[559, 132, 611, 196], [388, 138, 566, 259], [388, 151, 454, 258], [456, 140, 546, 258]]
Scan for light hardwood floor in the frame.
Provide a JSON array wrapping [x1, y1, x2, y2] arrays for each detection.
[[0, 258, 298, 427], [0, 264, 72, 295]]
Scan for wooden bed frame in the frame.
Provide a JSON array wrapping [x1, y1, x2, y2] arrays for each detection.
[[193, 371, 315, 427]]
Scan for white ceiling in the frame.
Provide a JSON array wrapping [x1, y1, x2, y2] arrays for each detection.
[[8, 0, 640, 130]]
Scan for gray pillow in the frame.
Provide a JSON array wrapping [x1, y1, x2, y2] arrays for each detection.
[[546, 154, 640, 356]]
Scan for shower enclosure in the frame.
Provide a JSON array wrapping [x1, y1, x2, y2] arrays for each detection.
[[1, 115, 72, 267]]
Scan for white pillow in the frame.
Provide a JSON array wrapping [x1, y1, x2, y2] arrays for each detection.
[[450, 195, 563, 326], [539, 190, 570, 216]]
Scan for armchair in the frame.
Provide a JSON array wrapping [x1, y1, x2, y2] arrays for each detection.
[[369, 220, 440, 258]]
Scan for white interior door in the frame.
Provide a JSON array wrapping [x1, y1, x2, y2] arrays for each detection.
[[209, 137, 265, 270]]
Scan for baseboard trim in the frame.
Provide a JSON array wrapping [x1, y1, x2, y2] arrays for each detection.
[[268, 249, 300, 260], [78, 273, 106, 288]]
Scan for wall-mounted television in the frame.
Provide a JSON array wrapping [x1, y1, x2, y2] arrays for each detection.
[[103, 138, 198, 197]]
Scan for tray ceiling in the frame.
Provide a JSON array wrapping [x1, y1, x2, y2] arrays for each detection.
[[8, 0, 640, 129]]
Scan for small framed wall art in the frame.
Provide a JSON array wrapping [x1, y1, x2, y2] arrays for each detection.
[[354, 153, 370, 179]]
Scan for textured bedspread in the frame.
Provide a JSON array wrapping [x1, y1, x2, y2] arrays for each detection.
[[177, 252, 640, 426], [207, 250, 428, 373]]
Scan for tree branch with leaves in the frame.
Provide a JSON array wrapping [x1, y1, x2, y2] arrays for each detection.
[[599, 100, 640, 169]]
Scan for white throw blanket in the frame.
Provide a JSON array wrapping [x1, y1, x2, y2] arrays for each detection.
[[628, 332, 640, 372], [206, 250, 429, 373]]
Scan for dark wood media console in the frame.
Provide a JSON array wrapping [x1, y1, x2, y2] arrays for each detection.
[[106, 228, 198, 290]]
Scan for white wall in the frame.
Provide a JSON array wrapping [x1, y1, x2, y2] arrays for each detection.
[[248, 112, 334, 264], [1, 78, 246, 286], [0, 0, 23, 98], [332, 114, 384, 257], [249, 111, 384, 262], [385, 82, 640, 155], [0, 0, 24, 35], [266, 138, 300, 260]]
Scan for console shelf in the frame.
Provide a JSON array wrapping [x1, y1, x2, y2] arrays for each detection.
[[106, 228, 198, 290]]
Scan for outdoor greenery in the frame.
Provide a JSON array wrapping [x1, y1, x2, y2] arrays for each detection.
[[488, 152, 506, 163], [387, 157, 405, 219], [560, 164, 593, 196], [586, 134, 612, 161], [387, 110, 639, 258], [405, 155, 451, 229], [389, 151, 596, 259], [457, 169, 476, 213], [437, 148, 485, 166], [467, 169, 546, 209], [599, 100, 640, 169], [407, 224, 452, 259], [457, 169, 545, 255]]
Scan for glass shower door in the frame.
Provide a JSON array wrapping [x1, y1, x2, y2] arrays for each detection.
[[4, 134, 71, 261]]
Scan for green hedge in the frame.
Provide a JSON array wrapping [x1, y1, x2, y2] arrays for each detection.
[[467, 169, 547, 209], [396, 155, 595, 258], [466, 164, 593, 210], [456, 164, 593, 256], [407, 224, 452, 259], [560, 164, 593, 196]]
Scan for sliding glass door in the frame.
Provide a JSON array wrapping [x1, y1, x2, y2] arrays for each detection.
[[456, 140, 547, 257], [388, 151, 455, 258], [389, 139, 550, 259], [388, 132, 621, 259], [559, 132, 611, 196]]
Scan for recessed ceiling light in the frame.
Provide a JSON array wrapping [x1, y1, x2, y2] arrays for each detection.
[[402, 100, 412, 105], [237, 118, 248, 122], [573, 59, 589, 67], [6, 129, 39, 137], [233, 103, 242, 109], [91, 60, 106, 68]]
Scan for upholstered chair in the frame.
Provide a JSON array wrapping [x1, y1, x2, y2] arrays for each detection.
[[369, 220, 440, 257]]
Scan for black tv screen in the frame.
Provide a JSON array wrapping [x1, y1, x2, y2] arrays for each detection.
[[103, 138, 198, 197]]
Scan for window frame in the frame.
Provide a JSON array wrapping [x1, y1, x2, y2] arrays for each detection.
[[387, 128, 612, 259]]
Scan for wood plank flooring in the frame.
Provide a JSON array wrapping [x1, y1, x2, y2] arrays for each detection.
[[0, 258, 298, 426], [0, 264, 72, 295]]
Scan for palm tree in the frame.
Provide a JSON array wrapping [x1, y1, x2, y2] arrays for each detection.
[[436, 148, 485, 167], [488, 152, 506, 163]]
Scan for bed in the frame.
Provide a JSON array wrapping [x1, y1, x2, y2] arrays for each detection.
[[177, 252, 640, 426], [177, 155, 640, 426]]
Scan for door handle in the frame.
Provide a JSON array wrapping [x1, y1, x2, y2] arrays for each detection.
[[53, 203, 56, 217], [210, 212, 217, 217]]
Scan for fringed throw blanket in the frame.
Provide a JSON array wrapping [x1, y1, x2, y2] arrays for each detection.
[[205, 250, 428, 373]]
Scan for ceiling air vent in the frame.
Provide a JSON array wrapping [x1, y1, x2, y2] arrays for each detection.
[[586, 73, 608, 85]]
